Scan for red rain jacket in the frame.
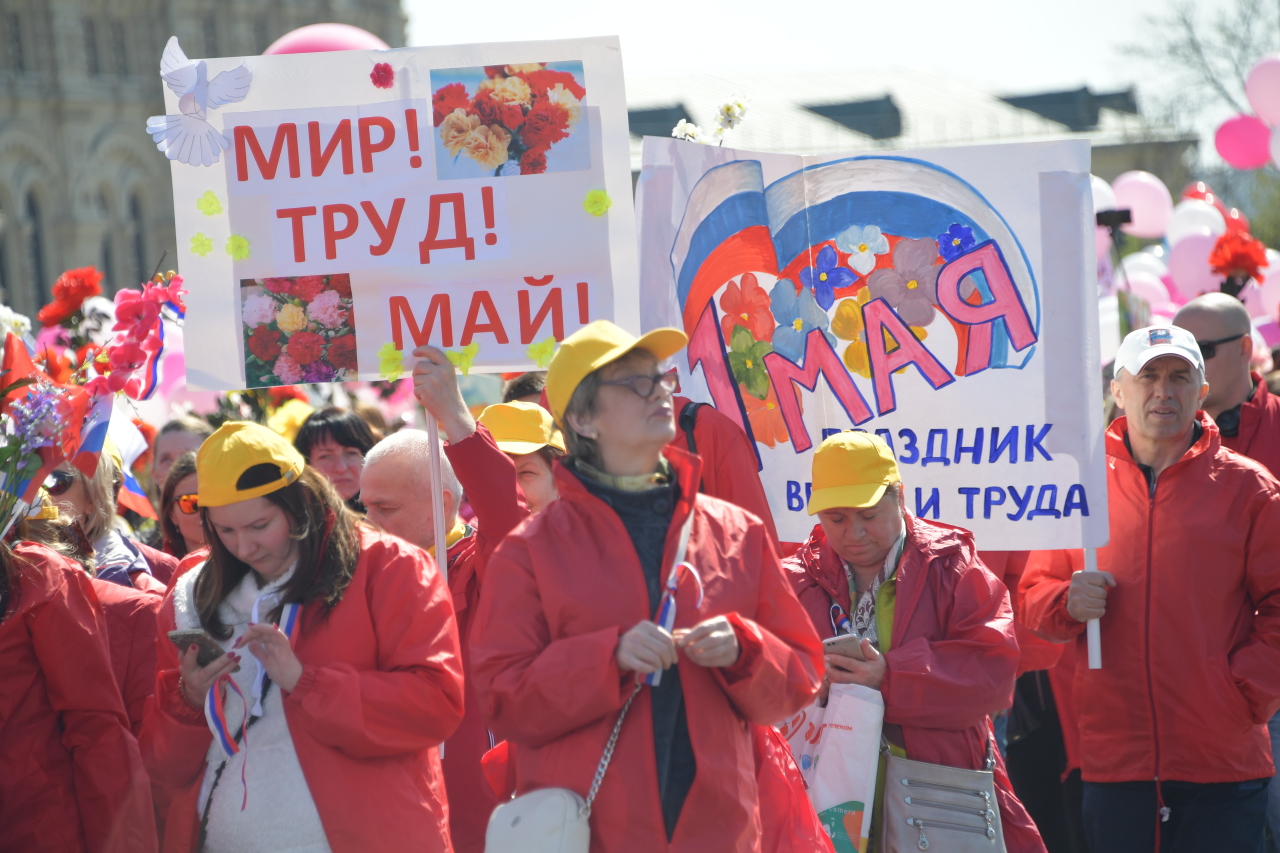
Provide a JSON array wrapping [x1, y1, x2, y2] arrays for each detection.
[[1020, 415, 1280, 784], [141, 527, 465, 852], [89, 578, 162, 737], [784, 520, 1046, 853], [135, 541, 178, 588], [0, 542, 156, 853], [980, 551, 1062, 677], [440, 424, 529, 853], [470, 447, 823, 853], [672, 395, 779, 550], [1222, 371, 1280, 478]]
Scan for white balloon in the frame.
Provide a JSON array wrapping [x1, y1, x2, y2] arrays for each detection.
[[1142, 244, 1166, 261], [1166, 199, 1227, 246], [1120, 252, 1168, 281], [1098, 294, 1121, 367], [1091, 175, 1117, 213], [1270, 125, 1280, 170]]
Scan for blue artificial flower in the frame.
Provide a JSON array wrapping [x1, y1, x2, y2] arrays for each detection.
[[770, 279, 836, 362], [799, 245, 856, 311], [938, 224, 976, 262]]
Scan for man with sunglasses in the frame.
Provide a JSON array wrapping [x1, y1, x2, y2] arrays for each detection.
[[1174, 294, 1280, 479]]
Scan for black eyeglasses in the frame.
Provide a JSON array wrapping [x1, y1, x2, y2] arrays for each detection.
[[44, 469, 76, 497], [1197, 333, 1246, 360], [597, 373, 679, 400]]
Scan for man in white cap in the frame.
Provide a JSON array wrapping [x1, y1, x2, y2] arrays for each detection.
[[1022, 325, 1280, 852]]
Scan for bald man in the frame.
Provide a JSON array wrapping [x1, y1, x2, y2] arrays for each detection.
[[1174, 294, 1280, 478]]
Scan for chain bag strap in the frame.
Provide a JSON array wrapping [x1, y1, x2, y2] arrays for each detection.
[[583, 681, 643, 817]]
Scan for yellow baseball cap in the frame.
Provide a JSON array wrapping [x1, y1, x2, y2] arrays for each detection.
[[544, 320, 688, 423], [197, 421, 306, 508], [478, 402, 566, 455], [807, 431, 901, 515]]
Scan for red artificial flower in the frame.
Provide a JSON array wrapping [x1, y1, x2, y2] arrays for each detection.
[[247, 325, 283, 361], [132, 418, 156, 473], [432, 83, 472, 127], [37, 347, 74, 384], [520, 146, 548, 175], [521, 69, 586, 102], [37, 267, 104, 326], [327, 334, 357, 371], [261, 277, 293, 295], [108, 341, 147, 380], [76, 343, 103, 373], [266, 386, 309, 407], [1209, 230, 1268, 282], [370, 63, 395, 89], [290, 275, 327, 303], [286, 330, 325, 365], [520, 102, 570, 150], [328, 274, 352, 300], [114, 290, 162, 341], [146, 275, 187, 313]]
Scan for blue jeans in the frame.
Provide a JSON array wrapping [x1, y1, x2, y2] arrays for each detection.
[[1083, 778, 1268, 853], [1268, 711, 1280, 853]]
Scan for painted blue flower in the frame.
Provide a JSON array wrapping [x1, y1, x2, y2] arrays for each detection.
[[938, 224, 975, 262], [799, 245, 855, 311], [770, 279, 836, 362]]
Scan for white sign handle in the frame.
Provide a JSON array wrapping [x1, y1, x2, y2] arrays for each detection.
[[1084, 548, 1101, 669], [426, 416, 449, 585]]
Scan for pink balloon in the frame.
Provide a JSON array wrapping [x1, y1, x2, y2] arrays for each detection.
[[1253, 266, 1280, 323], [1123, 270, 1172, 307], [1216, 114, 1273, 169], [264, 23, 390, 55], [1167, 233, 1222, 300], [1247, 55, 1280, 126], [1095, 225, 1112, 261], [1112, 171, 1173, 239]]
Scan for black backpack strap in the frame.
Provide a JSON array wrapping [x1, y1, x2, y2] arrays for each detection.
[[679, 402, 707, 454]]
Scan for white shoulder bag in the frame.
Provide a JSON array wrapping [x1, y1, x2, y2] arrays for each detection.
[[483, 682, 641, 853]]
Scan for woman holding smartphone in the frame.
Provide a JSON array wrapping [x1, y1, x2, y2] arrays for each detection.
[[141, 422, 464, 853], [470, 321, 823, 852]]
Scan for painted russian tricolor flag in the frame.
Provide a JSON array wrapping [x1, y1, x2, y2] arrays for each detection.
[[73, 393, 113, 479]]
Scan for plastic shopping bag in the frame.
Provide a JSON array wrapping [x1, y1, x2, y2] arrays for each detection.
[[808, 684, 884, 853], [777, 697, 827, 781]]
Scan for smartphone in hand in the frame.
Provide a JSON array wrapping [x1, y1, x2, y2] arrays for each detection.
[[167, 629, 236, 670], [821, 633, 867, 663]]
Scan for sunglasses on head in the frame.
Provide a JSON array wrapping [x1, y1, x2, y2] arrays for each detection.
[[44, 469, 76, 497], [176, 494, 200, 515], [1197, 333, 1246, 360]]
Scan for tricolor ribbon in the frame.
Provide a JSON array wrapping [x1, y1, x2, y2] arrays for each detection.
[[644, 562, 704, 688], [830, 603, 851, 636]]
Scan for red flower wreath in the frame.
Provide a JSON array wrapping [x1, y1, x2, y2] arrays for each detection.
[[1209, 230, 1268, 283]]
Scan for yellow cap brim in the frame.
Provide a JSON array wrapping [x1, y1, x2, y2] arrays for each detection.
[[807, 482, 888, 515], [495, 439, 556, 455], [547, 326, 689, 423]]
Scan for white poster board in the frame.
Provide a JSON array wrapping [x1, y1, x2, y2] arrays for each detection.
[[156, 37, 635, 389], [636, 139, 1108, 550]]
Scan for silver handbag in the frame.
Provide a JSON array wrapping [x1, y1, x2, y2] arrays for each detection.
[[880, 739, 1006, 852], [484, 684, 641, 853]]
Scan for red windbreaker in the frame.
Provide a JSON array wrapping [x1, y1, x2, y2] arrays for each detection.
[[1020, 415, 1280, 784], [784, 520, 1046, 853], [89, 578, 162, 737], [470, 448, 823, 852], [981, 551, 1062, 677], [440, 424, 529, 853], [0, 542, 156, 853], [141, 527, 465, 852], [672, 395, 779, 549], [1222, 370, 1280, 478]]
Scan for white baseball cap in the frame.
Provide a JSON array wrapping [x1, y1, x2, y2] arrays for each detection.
[[1114, 325, 1204, 378]]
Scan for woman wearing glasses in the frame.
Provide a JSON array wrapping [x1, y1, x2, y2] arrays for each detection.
[[159, 452, 206, 559], [470, 321, 823, 851]]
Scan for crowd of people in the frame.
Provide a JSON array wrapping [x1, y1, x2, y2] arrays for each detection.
[[1, 298, 1279, 853]]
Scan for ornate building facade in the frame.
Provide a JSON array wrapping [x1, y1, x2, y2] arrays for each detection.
[[0, 0, 404, 314]]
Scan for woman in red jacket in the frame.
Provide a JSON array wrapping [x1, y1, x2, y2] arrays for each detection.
[[470, 320, 823, 852], [0, 535, 157, 853], [140, 422, 465, 853], [784, 431, 1045, 853]]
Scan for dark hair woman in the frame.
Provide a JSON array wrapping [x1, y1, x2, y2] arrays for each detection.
[[140, 421, 463, 852], [158, 452, 205, 559], [0, 517, 157, 852], [293, 407, 380, 513], [469, 321, 823, 851]]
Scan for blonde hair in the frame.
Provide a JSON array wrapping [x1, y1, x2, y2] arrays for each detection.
[[80, 454, 122, 543]]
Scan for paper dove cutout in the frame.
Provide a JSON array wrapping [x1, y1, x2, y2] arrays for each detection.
[[145, 37, 252, 167]]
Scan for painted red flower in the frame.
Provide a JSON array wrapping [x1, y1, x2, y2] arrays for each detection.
[[290, 275, 327, 303], [247, 325, 283, 361], [472, 89, 503, 127], [1209, 230, 1268, 282], [719, 273, 775, 342], [520, 102, 570, 150], [432, 82, 472, 127], [37, 267, 104, 325], [328, 273, 352, 300], [327, 334, 357, 370], [286, 330, 325, 365], [483, 65, 506, 78], [520, 146, 548, 175], [521, 69, 586, 102], [370, 63, 395, 89], [262, 277, 292, 295], [744, 383, 801, 449]]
